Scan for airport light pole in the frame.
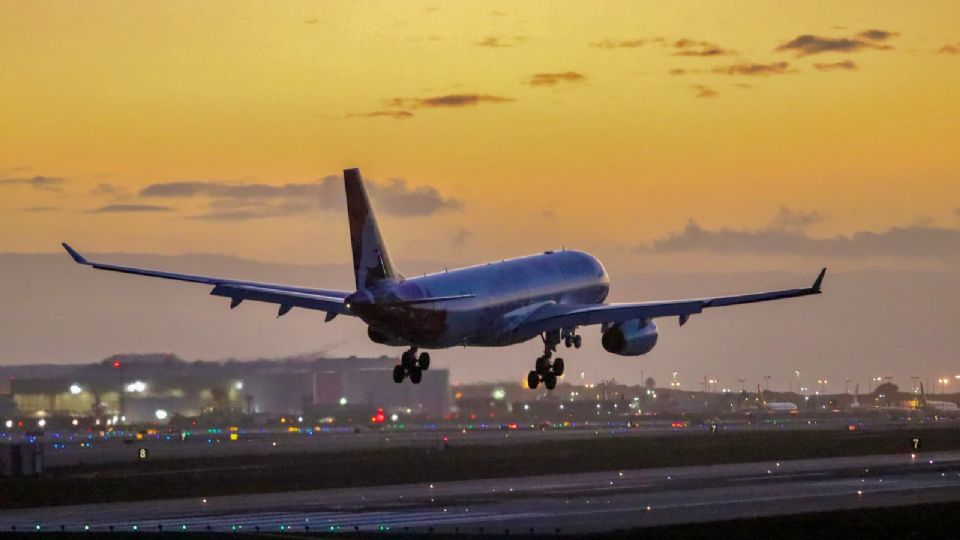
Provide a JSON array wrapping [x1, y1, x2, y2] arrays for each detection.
[[792, 370, 800, 394], [844, 378, 851, 394], [763, 375, 771, 391]]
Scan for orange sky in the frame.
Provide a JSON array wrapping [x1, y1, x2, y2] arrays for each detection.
[[2, 1, 959, 273]]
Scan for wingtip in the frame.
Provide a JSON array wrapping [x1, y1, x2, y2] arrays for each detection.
[[62, 243, 88, 264], [812, 267, 827, 291]]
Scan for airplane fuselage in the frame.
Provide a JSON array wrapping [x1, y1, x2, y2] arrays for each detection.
[[346, 250, 610, 348]]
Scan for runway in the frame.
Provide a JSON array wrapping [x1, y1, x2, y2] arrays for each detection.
[[6, 451, 960, 534]]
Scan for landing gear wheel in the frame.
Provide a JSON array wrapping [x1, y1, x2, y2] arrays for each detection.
[[535, 356, 550, 375], [392, 365, 405, 383], [418, 352, 431, 371], [527, 370, 540, 390], [553, 358, 565, 377], [573, 335, 582, 349], [543, 372, 557, 390], [401, 350, 416, 369], [409, 367, 423, 384], [564, 336, 573, 348]]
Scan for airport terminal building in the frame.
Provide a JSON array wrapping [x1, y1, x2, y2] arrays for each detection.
[[1, 353, 451, 424]]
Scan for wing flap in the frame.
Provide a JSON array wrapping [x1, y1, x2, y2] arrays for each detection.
[[210, 285, 351, 315]]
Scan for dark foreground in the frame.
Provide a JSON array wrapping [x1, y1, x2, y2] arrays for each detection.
[[5, 424, 958, 508]]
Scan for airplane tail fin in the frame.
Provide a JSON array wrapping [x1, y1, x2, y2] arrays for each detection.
[[757, 384, 766, 406], [343, 168, 399, 290]]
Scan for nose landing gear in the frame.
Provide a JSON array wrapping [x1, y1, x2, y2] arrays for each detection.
[[394, 348, 430, 384]]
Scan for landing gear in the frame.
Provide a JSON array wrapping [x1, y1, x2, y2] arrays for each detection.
[[529, 331, 564, 391], [563, 330, 582, 349], [394, 348, 429, 384]]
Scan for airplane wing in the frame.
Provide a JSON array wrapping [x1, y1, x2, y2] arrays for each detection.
[[511, 268, 826, 337], [62, 243, 353, 317]]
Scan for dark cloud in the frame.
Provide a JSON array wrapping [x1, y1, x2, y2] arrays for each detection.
[[141, 176, 463, 220], [814, 60, 858, 72], [641, 214, 960, 261], [347, 110, 414, 120], [857, 29, 898, 41], [21, 206, 59, 212], [939, 43, 960, 55], [526, 72, 586, 86], [0, 176, 66, 191], [475, 36, 524, 48], [775, 30, 897, 57], [90, 204, 174, 213], [386, 94, 514, 109], [691, 85, 719, 98], [673, 39, 734, 57], [713, 62, 795, 76]]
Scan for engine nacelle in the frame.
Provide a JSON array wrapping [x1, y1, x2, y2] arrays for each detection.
[[602, 319, 658, 356], [367, 326, 406, 346]]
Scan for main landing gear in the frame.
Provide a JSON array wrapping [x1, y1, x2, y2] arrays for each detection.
[[393, 348, 430, 384], [528, 330, 566, 391]]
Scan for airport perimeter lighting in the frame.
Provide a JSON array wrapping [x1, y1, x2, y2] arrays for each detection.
[[125, 380, 147, 393], [37, 419, 46, 428], [69, 384, 82, 395], [71, 418, 78, 426], [339, 397, 348, 406], [235, 381, 244, 390], [492, 388, 506, 400], [155, 409, 168, 420], [4, 420, 12, 428]]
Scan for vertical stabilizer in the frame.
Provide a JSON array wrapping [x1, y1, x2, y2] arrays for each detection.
[[343, 168, 399, 290]]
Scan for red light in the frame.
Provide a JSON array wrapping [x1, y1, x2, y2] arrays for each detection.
[[371, 408, 385, 424], [112, 360, 121, 369]]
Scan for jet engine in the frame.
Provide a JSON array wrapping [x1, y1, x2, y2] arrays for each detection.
[[367, 326, 407, 346], [601, 319, 658, 356]]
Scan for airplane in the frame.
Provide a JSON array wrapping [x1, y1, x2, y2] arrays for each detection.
[[757, 385, 799, 413], [918, 382, 959, 413], [62, 168, 826, 391]]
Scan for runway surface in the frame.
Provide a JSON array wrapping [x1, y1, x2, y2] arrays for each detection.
[[6, 451, 960, 534]]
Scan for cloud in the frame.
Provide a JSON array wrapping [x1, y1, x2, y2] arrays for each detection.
[[712, 61, 795, 76], [673, 39, 734, 57], [857, 29, 898, 41], [452, 228, 473, 246], [141, 176, 463, 220], [89, 204, 174, 213], [490, 10, 506, 17], [89, 183, 125, 196], [0, 176, 66, 191], [691, 85, 719, 98], [591, 38, 654, 49], [305, 18, 318, 24], [21, 206, 59, 212], [475, 36, 525, 48], [386, 94, 514, 109], [669, 68, 687, 76], [939, 43, 960, 55], [526, 72, 586, 86], [347, 110, 414, 120], [640, 212, 960, 261], [775, 30, 897, 57], [814, 60, 858, 72], [770, 207, 825, 230]]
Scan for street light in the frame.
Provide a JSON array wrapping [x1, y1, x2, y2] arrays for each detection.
[[69, 384, 82, 395]]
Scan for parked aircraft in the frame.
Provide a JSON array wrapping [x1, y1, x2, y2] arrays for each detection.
[[63, 168, 825, 390], [757, 385, 799, 413]]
